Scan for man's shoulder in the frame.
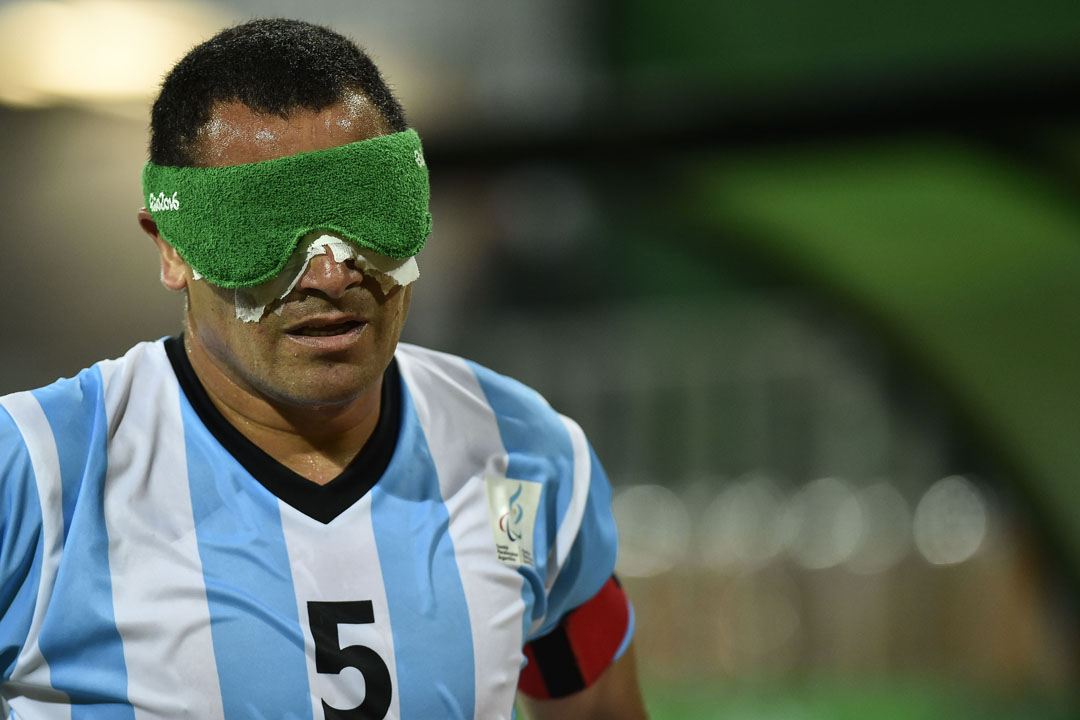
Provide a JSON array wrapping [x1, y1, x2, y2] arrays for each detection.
[[393, 342, 586, 479], [395, 342, 558, 423], [0, 339, 172, 443]]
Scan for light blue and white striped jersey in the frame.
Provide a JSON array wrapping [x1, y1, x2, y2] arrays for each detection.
[[0, 339, 624, 719]]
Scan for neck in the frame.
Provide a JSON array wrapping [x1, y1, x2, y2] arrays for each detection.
[[183, 332, 383, 485]]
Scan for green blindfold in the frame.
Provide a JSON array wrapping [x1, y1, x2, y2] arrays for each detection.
[[141, 129, 431, 288]]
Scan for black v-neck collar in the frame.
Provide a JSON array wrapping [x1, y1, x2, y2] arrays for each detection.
[[164, 334, 401, 524]]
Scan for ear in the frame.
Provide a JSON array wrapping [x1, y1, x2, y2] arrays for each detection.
[[138, 208, 190, 291]]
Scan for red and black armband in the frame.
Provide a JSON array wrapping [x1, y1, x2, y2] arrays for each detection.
[[518, 575, 632, 699]]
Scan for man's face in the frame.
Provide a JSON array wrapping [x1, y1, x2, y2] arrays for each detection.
[[176, 96, 412, 408]]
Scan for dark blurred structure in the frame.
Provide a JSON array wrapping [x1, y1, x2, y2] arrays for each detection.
[[1, 1, 1078, 717]]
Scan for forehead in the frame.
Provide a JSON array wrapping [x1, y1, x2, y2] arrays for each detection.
[[192, 92, 390, 168]]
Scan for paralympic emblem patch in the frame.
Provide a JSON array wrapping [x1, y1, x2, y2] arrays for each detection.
[[483, 476, 542, 567]]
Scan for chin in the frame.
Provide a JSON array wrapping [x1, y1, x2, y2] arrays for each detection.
[[266, 371, 381, 409]]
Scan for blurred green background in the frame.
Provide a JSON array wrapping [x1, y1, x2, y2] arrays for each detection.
[[0, 0, 1077, 717]]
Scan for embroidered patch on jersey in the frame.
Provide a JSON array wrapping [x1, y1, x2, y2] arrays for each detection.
[[483, 476, 542, 567]]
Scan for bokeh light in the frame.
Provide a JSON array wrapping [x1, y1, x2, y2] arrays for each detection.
[[913, 475, 989, 566], [782, 476, 864, 570], [700, 473, 787, 572], [612, 484, 691, 577]]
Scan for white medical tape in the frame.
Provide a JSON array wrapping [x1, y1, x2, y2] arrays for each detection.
[[230, 233, 419, 323]]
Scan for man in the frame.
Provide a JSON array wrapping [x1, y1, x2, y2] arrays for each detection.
[[0, 18, 646, 720]]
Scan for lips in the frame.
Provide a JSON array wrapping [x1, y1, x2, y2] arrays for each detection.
[[289, 321, 362, 337], [284, 313, 368, 339]]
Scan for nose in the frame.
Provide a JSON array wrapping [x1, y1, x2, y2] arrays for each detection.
[[293, 250, 365, 299]]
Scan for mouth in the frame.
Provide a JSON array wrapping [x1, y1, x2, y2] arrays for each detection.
[[283, 314, 369, 350], [287, 320, 364, 337]]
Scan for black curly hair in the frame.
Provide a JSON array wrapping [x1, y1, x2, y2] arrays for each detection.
[[149, 18, 407, 167]]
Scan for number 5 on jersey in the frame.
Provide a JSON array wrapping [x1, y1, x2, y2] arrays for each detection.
[[307, 601, 392, 719]]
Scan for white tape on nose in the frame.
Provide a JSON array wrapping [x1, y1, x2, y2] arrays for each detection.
[[231, 232, 419, 323]]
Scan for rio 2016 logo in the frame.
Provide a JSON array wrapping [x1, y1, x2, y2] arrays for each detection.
[[148, 191, 180, 211], [498, 483, 525, 542]]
